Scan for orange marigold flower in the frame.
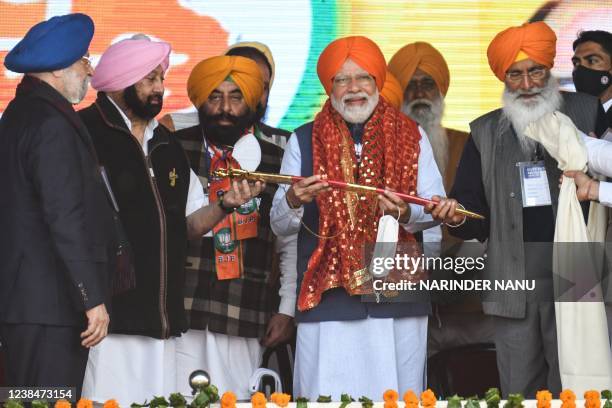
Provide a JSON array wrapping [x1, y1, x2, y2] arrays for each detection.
[[404, 390, 419, 408], [584, 391, 600, 400], [222, 392, 238, 408], [55, 400, 71, 408], [420, 389, 437, 407], [536, 390, 552, 408], [274, 394, 291, 407], [103, 400, 119, 408], [76, 399, 93, 408], [584, 391, 600, 408], [252, 392, 267, 408], [560, 390, 576, 402], [384, 390, 399, 402]]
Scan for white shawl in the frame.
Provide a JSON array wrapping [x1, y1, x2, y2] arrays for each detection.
[[525, 111, 612, 393]]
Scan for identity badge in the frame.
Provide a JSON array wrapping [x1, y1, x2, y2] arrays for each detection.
[[518, 161, 552, 207]]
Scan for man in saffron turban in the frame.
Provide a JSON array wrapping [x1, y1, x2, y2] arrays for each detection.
[[173, 55, 284, 399], [160, 41, 292, 148], [389, 42, 469, 192], [388, 41, 494, 359], [79, 39, 262, 406], [427, 22, 609, 397], [270, 36, 445, 398]]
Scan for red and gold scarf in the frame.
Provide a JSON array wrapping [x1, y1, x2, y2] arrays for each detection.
[[298, 97, 422, 311]]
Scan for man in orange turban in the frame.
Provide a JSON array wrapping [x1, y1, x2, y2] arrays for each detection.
[[173, 54, 284, 399], [160, 42, 292, 148], [389, 40, 493, 364], [389, 42, 467, 191], [270, 36, 445, 399], [426, 21, 608, 397]]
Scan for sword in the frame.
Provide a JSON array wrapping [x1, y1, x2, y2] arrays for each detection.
[[213, 167, 485, 220]]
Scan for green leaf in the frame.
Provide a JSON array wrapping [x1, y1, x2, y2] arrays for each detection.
[[485, 388, 501, 408], [603, 400, 612, 408], [503, 394, 524, 408], [339, 394, 355, 408], [359, 396, 373, 408], [150, 397, 171, 408], [3, 400, 24, 408], [169, 393, 187, 408], [31, 400, 48, 408], [317, 396, 332, 403], [191, 392, 210, 408], [447, 395, 463, 408], [204, 385, 219, 403], [296, 397, 309, 408], [465, 398, 481, 408], [602, 391, 612, 400]]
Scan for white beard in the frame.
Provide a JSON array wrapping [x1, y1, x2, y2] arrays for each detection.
[[502, 76, 563, 156], [402, 96, 448, 177], [331, 90, 379, 124]]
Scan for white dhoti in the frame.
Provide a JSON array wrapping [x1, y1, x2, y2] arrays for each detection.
[[294, 316, 428, 400], [175, 329, 263, 400], [82, 334, 178, 407]]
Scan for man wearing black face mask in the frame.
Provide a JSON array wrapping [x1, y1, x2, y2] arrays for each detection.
[[173, 55, 283, 398], [572, 30, 612, 130], [78, 39, 264, 405]]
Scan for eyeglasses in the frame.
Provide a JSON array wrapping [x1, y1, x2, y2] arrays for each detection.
[[505, 66, 547, 83], [333, 73, 375, 88]]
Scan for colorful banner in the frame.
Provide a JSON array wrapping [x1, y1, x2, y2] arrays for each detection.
[[1, 0, 611, 131]]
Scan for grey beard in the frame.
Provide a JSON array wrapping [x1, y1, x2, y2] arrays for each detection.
[[502, 76, 563, 156], [402, 97, 448, 177]]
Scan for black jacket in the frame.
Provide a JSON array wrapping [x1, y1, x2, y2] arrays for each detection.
[[79, 94, 190, 339], [0, 76, 115, 327]]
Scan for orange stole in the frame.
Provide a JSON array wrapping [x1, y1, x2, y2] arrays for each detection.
[[208, 148, 259, 280], [298, 98, 423, 311]]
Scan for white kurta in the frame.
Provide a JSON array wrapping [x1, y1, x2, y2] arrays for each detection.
[[294, 317, 428, 400], [270, 125, 446, 399], [175, 329, 262, 400], [82, 97, 206, 406]]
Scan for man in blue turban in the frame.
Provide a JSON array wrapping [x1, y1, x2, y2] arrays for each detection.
[[0, 13, 116, 398]]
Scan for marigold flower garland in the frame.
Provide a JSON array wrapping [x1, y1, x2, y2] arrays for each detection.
[[7, 386, 612, 408]]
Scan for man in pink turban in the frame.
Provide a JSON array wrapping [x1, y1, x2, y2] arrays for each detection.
[[78, 36, 264, 406], [270, 36, 445, 399]]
